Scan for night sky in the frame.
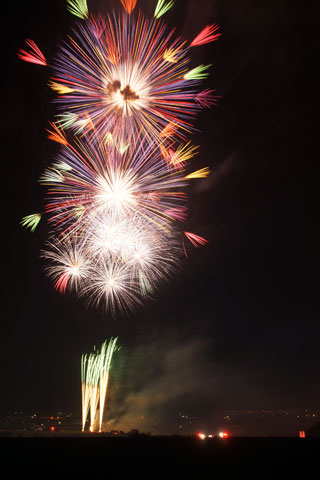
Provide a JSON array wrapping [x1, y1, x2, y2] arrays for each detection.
[[2, 0, 318, 433]]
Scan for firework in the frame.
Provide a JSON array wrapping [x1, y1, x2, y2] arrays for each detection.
[[17, 39, 47, 66], [81, 338, 118, 432], [67, 0, 88, 20], [41, 129, 188, 239], [84, 219, 181, 312], [19, 0, 217, 314], [154, 0, 175, 19], [38, 121, 208, 314], [182, 231, 208, 257], [42, 212, 181, 313], [20, 213, 42, 232], [184, 231, 208, 247], [190, 24, 221, 47], [120, 0, 138, 14], [184, 64, 211, 81], [195, 89, 219, 108], [50, 12, 208, 144], [41, 239, 92, 294], [185, 167, 211, 179]]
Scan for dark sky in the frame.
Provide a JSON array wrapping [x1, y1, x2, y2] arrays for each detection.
[[1, 0, 318, 433]]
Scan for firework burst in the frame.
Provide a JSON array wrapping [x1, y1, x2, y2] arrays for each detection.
[[51, 12, 208, 144], [19, 1, 218, 314], [42, 209, 181, 313], [41, 129, 188, 240], [41, 239, 92, 294]]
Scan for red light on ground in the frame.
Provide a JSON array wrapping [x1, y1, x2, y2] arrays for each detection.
[[218, 431, 229, 438], [50, 426, 55, 432], [299, 430, 305, 438], [197, 433, 206, 440]]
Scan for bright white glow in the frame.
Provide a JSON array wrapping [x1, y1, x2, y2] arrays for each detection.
[[42, 241, 92, 293], [68, 264, 79, 276], [104, 62, 150, 115], [95, 170, 137, 216]]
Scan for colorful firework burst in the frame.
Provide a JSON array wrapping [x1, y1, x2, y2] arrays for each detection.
[[41, 128, 188, 240], [19, 0, 219, 314], [50, 12, 212, 144]]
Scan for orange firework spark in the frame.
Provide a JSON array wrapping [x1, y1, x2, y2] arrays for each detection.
[[120, 0, 138, 14]]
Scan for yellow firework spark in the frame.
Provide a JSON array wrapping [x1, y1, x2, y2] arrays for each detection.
[[185, 167, 211, 179]]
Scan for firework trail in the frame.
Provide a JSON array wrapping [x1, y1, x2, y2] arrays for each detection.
[[81, 338, 118, 432]]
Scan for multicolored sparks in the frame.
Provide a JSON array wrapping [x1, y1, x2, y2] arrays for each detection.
[[40, 139, 183, 312], [50, 12, 200, 144], [19, 0, 219, 313]]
